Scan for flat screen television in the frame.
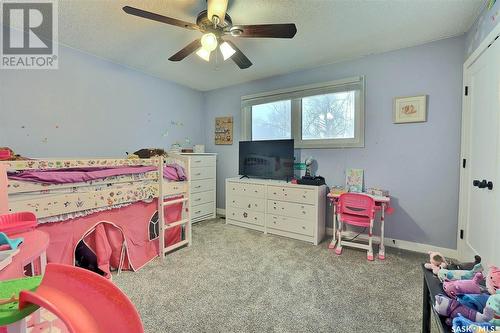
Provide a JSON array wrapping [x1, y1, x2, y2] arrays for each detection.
[[239, 139, 294, 180]]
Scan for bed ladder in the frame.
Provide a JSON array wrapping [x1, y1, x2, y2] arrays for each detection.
[[158, 157, 192, 258]]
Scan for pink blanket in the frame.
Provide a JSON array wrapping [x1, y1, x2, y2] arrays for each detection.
[[8, 164, 186, 184], [8, 166, 157, 184]]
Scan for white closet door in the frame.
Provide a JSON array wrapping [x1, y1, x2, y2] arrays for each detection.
[[460, 38, 500, 266]]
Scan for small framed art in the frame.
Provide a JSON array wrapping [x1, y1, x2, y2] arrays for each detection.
[[393, 95, 427, 124]]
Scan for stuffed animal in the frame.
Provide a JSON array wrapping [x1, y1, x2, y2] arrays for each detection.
[[447, 255, 482, 270], [424, 251, 448, 274], [457, 293, 491, 312], [487, 266, 500, 295], [438, 263, 484, 282], [434, 294, 494, 325], [487, 291, 500, 326], [452, 314, 496, 333], [443, 272, 484, 299]]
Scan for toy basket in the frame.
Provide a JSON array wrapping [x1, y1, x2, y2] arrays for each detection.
[[0, 212, 37, 236]]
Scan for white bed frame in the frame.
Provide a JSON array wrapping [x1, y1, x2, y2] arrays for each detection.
[[1, 154, 191, 258]]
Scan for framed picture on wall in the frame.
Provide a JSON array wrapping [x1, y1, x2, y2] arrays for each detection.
[[393, 95, 427, 123]]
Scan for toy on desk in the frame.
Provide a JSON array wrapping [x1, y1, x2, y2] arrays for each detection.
[[366, 187, 390, 197], [330, 186, 347, 196], [447, 255, 482, 271], [438, 263, 484, 282], [443, 272, 484, 299], [487, 266, 500, 295], [424, 251, 448, 275], [434, 294, 494, 325], [0, 232, 23, 250]]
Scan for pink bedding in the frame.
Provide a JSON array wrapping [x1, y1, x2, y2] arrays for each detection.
[[8, 166, 157, 184], [8, 164, 186, 184]]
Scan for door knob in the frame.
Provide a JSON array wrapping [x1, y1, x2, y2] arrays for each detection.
[[473, 180, 487, 188]]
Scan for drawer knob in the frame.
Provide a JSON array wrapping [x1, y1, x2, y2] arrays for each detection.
[[243, 212, 248, 218], [195, 210, 201, 214], [254, 217, 257, 220], [302, 211, 306, 214], [195, 198, 201, 201], [302, 226, 306, 230], [303, 195, 306, 198], [248, 204, 251, 208]]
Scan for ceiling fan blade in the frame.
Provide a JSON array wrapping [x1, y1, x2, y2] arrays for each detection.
[[207, 0, 228, 24], [231, 24, 297, 38], [224, 41, 252, 69], [168, 39, 202, 62], [123, 6, 199, 31]]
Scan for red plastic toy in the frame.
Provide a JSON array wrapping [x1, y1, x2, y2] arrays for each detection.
[[0, 212, 37, 236], [19, 263, 144, 333]]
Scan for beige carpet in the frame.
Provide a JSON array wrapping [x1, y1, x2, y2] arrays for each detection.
[[113, 218, 427, 333]]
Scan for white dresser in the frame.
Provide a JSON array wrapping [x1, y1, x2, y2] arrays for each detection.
[[225, 178, 326, 245], [181, 153, 217, 223]]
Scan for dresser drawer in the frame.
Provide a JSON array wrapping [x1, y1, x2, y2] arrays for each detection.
[[227, 182, 266, 198], [267, 200, 316, 220], [191, 202, 214, 220], [228, 196, 265, 212], [190, 156, 216, 167], [190, 166, 215, 180], [227, 207, 265, 226], [267, 214, 314, 236], [267, 186, 316, 204], [190, 179, 215, 193], [191, 190, 215, 206]]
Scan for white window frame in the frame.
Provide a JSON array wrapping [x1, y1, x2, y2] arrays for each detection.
[[241, 76, 365, 149]]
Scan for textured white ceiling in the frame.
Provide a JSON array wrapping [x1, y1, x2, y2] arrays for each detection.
[[57, 0, 483, 91]]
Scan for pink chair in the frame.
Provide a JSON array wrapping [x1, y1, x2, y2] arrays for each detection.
[[18, 263, 144, 333], [334, 193, 378, 261]]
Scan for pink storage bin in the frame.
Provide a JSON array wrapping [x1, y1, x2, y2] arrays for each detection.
[[0, 149, 11, 160], [0, 212, 38, 236]]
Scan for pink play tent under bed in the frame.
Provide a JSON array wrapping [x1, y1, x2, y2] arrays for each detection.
[[37, 199, 182, 278], [4, 163, 186, 277]]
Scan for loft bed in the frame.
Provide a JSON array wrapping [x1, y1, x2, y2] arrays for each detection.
[[1, 155, 191, 275]]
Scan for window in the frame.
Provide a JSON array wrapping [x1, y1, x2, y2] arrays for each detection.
[[251, 100, 291, 140], [241, 77, 364, 148]]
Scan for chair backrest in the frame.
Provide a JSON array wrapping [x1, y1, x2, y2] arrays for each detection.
[[337, 193, 376, 219]]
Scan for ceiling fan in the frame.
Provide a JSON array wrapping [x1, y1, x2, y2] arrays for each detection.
[[122, 0, 297, 69]]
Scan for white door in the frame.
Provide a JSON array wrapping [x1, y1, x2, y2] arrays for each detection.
[[459, 36, 500, 266]]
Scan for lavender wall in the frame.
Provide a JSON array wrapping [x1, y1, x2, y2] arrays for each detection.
[[0, 45, 205, 158], [465, 0, 500, 57], [203, 36, 465, 250]]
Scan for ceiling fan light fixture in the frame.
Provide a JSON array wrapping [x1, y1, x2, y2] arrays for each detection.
[[207, 0, 228, 26], [201, 33, 218, 52], [220, 41, 236, 60], [196, 48, 211, 62]]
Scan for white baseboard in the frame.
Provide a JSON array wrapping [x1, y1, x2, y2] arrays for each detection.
[[326, 228, 458, 259], [216, 208, 226, 217], [216, 208, 457, 258]]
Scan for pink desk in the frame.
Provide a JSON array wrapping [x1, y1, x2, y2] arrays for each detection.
[[327, 192, 391, 259], [0, 230, 49, 280]]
